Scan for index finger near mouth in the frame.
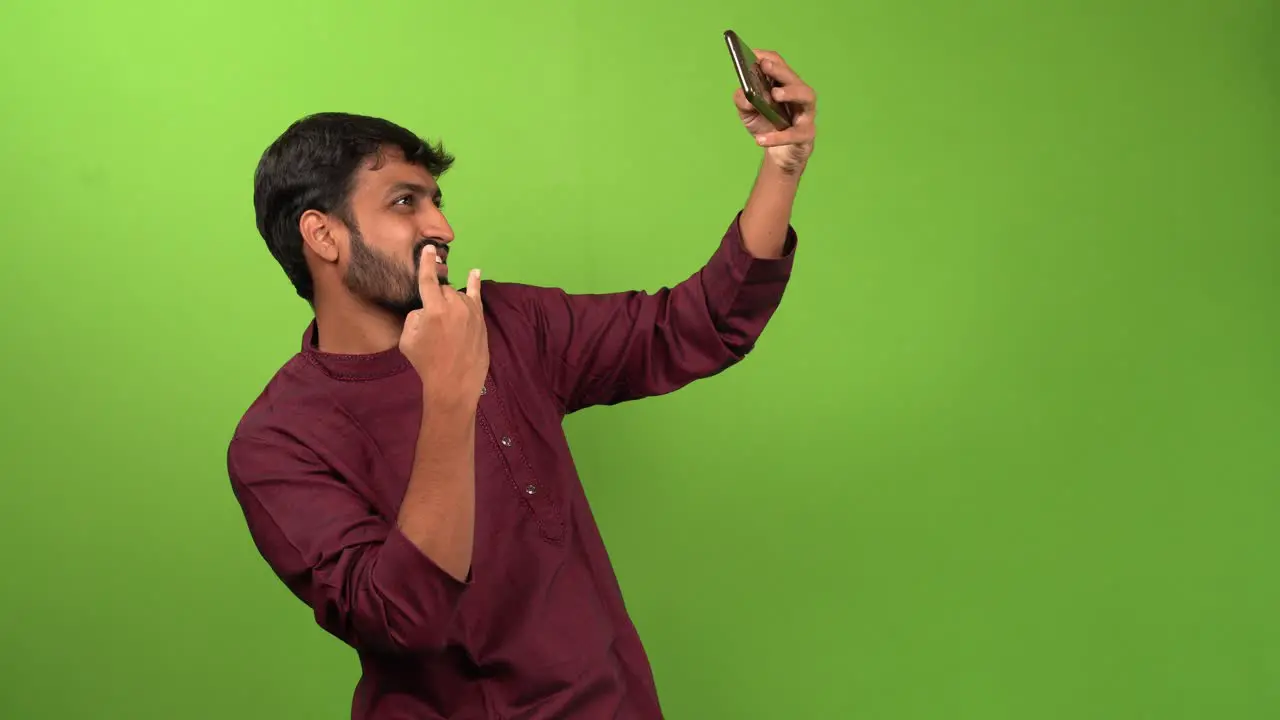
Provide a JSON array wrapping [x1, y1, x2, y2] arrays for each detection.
[[419, 245, 442, 304]]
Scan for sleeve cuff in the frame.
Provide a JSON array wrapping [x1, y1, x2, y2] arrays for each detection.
[[371, 525, 470, 647], [378, 524, 471, 590], [703, 211, 798, 309]]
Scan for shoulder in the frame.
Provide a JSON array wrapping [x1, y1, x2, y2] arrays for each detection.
[[230, 355, 322, 437], [476, 278, 569, 319], [225, 355, 350, 483], [478, 278, 623, 334], [474, 278, 578, 348]]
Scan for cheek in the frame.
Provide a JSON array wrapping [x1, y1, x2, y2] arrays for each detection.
[[368, 218, 420, 258]]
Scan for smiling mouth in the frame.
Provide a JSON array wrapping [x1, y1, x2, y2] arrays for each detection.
[[418, 240, 449, 267]]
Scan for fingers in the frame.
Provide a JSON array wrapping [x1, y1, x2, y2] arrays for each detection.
[[465, 268, 483, 308], [418, 245, 442, 307], [772, 83, 816, 109], [755, 120, 816, 148], [755, 51, 801, 86], [755, 49, 817, 120], [732, 87, 754, 113]]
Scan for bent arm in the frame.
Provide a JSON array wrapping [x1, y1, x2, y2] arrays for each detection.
[[227, 427, 470, 655], [396, 397, 476, 583]]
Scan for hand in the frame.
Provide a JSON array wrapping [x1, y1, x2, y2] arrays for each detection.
[[733, 49, 817, 174], [399, 246, 489, 411]]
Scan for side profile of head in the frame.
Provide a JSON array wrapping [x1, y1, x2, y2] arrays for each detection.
[[253, 112, 456, 315]]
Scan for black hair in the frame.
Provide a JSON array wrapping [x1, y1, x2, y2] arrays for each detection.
[[252, 112, 455, 302]]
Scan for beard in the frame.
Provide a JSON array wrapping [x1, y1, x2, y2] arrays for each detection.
[[343, 227, 449, 316]]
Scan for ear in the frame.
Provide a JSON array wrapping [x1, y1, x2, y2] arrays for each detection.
[[299, 209, 342, 264]]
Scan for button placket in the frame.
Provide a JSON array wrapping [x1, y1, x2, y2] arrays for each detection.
[[481, 377, 563, 542]]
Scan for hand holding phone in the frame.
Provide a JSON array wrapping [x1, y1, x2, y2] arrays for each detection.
[[724, 30, 792, 130], [723, 30, 818, 169]]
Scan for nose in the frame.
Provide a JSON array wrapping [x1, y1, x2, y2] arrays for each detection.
[[419, 205, 454, 244]]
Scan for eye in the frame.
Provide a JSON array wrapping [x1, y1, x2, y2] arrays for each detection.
[[392, 194, 414, 208]]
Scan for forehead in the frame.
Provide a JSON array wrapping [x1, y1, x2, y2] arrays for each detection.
[[350, 148, 438, 196]]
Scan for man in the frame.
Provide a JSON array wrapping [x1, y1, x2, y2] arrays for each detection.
[[227, 49, 816, 719]]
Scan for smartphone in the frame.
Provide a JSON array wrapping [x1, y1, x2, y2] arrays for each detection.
[[724, 29, 792, 130]]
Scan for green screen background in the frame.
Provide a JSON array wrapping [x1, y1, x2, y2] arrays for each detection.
[[2, 0, 1277, 718]]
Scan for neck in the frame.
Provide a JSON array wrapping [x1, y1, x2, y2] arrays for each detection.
[[312, 290, 405, 355]]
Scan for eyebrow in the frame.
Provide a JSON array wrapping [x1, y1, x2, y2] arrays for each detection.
[[387, 181, 443, 205]]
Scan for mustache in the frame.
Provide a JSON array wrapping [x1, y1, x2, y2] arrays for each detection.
[[413, 237, 450, 262]]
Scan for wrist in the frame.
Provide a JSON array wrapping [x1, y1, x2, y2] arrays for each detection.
[[422, 385, 480, 421], [763, 145, 811, 178]]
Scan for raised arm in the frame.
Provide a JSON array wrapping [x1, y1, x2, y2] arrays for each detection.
[[512, 47, 816, 415], [511, 48, 815, 414], [507, 212, 797, 414]]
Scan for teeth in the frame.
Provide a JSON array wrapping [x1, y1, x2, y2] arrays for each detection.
[[435, 255, 444, 264]]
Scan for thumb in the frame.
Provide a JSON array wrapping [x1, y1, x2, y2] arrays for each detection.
[[465, 268, 482, 307]]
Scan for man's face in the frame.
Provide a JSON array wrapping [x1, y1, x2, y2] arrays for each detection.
[[338, 149, 454, 315]]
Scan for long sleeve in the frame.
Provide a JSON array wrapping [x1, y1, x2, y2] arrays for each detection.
[[511, 212, 797, 414], [226, 429, 467, 654]]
